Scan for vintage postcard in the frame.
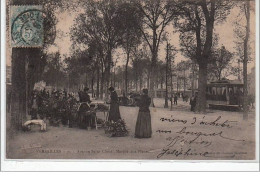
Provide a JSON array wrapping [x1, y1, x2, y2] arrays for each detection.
[[1, 0, 259, 171]]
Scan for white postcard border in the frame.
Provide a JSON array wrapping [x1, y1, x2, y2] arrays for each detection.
[[1, 0, 259, 171]]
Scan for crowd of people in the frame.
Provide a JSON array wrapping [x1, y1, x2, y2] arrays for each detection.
[[30, 87, 111, 130], [28, 84, 203, 139], [30, 88, 78, 127]]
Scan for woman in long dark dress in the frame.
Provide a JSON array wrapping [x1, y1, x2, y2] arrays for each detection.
[[108, 87, 121, 122], [135, 89, 152, 138]]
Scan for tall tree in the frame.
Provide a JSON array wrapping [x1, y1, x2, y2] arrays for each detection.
[[65, 56, 82, 91], [42, 52, 67, 88], [71, 0, 122, 98], [132, 46, 151, 91], [65, 41, 100, 95], [177, 60, 191, 94], [174, 0, 233, 112], [208, 46, 233, 81], [116, 1, 143, 94], [134, 0, 179, 106], [157, 61, 166, 89], [234, 0, 253, 120]]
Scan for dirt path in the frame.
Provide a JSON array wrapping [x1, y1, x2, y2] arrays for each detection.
[[6, 101, 255, 160]]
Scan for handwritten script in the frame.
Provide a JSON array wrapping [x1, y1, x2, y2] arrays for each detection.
[[156, 115, 244, 159]]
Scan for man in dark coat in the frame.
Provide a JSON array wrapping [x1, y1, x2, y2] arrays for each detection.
[[190, 92, 198, 112], [237, 89, 243, 108], [108, 87, 121, 122], [174, 94, 178, 105]]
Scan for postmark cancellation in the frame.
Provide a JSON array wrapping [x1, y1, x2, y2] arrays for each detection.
[[10, 5, 43, 47]]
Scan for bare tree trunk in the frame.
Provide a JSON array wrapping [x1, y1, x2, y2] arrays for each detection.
[[26, 49, 43, 116], [184, 70, 186, 94], [191, 62, 195, 96], [193, 1, 215, 113], [149, 28, 158, 107], [164, 65, 168, 108], [147, 72, 150, 90], [177, 77, 179, 93], [149, 54, 156, 107], [238, 60, 241, 81], [165, 44, 169, 108], [125, 51, 130, 94], [105, 50, 112, 98], [11, 48, 27, 131], [113, 67, 116, 88], [104, 69, 109, 98], [243, 47, 248, 119], [196, 62, 207, 113], [243, 0, 250, 120], [110, 71, 113, 87], [161, 74, 164, 89], [85, 73, 88, 88], [91, 72, 94, 98], [96, 66, 100, 99], [139, 76, 142, 92], [100, 71, 104, 99], [135, 73, 138, 92]]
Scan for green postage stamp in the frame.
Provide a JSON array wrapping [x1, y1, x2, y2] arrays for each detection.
[[10, 5, 43, 47]]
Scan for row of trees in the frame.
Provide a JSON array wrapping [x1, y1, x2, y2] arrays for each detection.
[[65, 0, 252, 117], [10, 0, 253, 131], [62, 42, 235, 97]]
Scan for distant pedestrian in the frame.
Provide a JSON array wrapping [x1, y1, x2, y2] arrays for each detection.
[[135, 89, 152, 138], [237, 89, 243, 108], [174, 94, 178, 105], [182, 94, 188, 102], [122, 93, 128, 106], [190, 92, 198, 112]]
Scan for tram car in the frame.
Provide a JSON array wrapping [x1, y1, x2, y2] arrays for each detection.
[[206, 80, 243, 111]]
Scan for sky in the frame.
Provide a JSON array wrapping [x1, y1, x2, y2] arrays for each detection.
[[6, 1, 256, 75]]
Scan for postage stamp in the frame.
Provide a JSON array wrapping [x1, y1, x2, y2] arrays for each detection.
[[10, 5, 43, 47]]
